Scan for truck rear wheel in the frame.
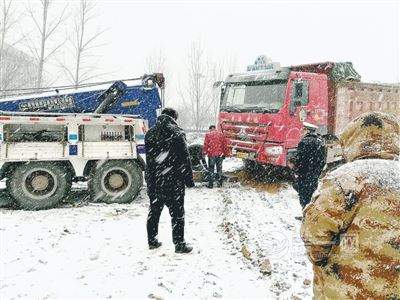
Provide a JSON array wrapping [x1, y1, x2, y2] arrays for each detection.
[[88, 160, 143, 204], [7, 162, 72, 210]]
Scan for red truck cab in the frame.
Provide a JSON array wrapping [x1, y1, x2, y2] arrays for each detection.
[[218, 61, 356, 167]]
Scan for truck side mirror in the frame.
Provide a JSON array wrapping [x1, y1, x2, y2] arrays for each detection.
[[290, 99, 302, 115], [220, 85, 226, 104], [294, 100, 302, 107], [213, 81, 224, 88]]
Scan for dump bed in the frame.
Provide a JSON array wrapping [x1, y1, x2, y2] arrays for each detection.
[[290, 62, 399, 136], [328, 81, 400, 136]]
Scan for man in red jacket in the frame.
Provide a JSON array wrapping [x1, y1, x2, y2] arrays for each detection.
[[202, 125, 228, 188]]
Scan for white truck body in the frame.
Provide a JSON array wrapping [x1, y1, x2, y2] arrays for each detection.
[[0, 112, 147, 209]]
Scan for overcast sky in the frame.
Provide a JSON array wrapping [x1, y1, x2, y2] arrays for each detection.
[[10, 0, 399, 103], [94, 0, 399, 84]]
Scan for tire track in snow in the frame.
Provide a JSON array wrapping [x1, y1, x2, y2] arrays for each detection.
[[219, 184, 313, 299]]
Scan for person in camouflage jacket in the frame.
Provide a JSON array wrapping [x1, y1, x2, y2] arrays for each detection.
[[301, 111, 400, 299]]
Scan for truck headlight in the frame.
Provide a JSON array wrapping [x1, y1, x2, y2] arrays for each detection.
[[265, 146, 283, 155]]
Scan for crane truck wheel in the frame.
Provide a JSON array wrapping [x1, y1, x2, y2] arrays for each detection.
[[7, 162, 72, 210], [88, 160, 143, 204]]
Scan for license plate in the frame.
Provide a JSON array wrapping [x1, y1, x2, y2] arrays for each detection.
[[235, 152, 249, 159]]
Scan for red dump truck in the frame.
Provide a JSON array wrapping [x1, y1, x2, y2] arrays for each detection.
[[218, 59, 399, 167]]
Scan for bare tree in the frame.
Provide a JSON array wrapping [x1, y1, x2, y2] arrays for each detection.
[[145, 48, 170, 107], [224, 53, 238, 75], [177, 40, 216, 130], [59, 0, 105, 87], [25, 0, 68, 88], [208, 62, 224, 124], [145, 48, 166, 74], [208, 53, 238, 124], [176, 43, 238, 129]]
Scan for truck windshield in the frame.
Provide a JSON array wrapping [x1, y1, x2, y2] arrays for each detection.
[[221, 80, 287, 113]]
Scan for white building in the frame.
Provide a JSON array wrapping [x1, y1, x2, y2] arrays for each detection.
[[0, 44, 38, 98]]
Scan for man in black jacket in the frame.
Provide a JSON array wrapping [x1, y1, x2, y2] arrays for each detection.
[[288, 122, 326, 209], [145, 107, 195, 253]]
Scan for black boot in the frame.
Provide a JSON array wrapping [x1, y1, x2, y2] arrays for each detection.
[[175, 242, 193, 254], [149, 240, 162, 250]]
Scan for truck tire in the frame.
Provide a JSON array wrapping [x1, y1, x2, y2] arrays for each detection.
[[7, 162, 72, 210], [88, 160, 143, 204], [244, 160, 290, 182], [244, 159, 257, 172]]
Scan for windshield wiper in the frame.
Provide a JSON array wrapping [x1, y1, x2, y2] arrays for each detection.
[[243, 107, 279, 113], [261, 108, 279, 113], [220, 106, 242, 112]]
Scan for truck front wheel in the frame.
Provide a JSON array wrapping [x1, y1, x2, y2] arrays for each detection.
[[7, 162, 72, 210], [88, 160, 143, 204]]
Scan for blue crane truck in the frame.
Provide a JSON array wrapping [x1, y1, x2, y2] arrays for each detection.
[[0, 74, 164, 209], [0, 73, 165, 128]]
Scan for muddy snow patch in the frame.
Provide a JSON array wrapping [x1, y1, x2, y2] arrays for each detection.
[[219, 184, 313, 299], [1, 173, 314, 299]]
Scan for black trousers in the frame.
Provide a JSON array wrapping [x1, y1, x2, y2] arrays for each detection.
[[208, 156, 223, 185], [147, 189, 185, 245], [293, 175, 319, 209]]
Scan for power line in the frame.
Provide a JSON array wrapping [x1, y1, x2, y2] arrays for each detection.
[[0, 77, 144, 98]]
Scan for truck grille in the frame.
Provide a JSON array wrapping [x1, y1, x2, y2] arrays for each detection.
[[221, 121, 270, 144]]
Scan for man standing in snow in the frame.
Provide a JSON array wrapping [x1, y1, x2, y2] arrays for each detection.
[[301, 112, 400, 299], [202, 125, 228, 188], [288, 122, 326, 209], [145, 107, 194, 254]]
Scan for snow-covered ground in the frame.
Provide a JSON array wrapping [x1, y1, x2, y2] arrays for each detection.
[[0, 159, 313, 299]]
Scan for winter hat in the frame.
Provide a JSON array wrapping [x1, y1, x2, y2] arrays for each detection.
[[162, 107, 178, 120], [303, 122, 318, 131], [339, 112, 400, 162]]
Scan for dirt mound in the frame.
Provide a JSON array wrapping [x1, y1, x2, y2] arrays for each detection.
[[226, 169, 292, 194]]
